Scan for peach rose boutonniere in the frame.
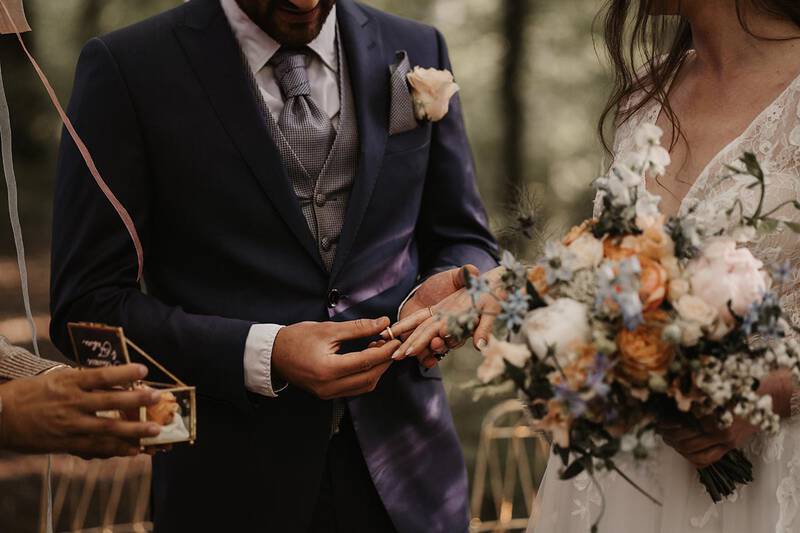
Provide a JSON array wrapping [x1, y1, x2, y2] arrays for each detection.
[[407, 66, 460, 122]]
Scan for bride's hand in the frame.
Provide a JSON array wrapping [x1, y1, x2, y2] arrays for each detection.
[[385, 266, 505, 363], [657, 416, 758, 469]]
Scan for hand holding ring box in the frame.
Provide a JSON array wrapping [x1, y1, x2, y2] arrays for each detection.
[[68, 322, 197, 448]]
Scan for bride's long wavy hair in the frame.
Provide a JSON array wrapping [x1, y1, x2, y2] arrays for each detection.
[[599, 0, 800, 152]]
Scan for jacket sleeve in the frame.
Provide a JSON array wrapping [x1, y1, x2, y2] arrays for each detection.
[[49, 38, 255, 412], [415, 29, 499, 279], [0, 337, 62, 380]]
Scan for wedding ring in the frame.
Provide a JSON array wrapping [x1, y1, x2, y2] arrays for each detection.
[[385, 326, 395, 341], [427, 307, 434, 318]]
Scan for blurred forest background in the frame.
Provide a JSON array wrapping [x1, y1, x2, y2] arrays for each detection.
[[0, 0, 613, 531]]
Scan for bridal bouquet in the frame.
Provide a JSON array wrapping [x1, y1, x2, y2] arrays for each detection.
[[456, 124, 800, 530]]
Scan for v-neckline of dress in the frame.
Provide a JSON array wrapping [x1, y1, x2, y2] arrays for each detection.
[[642, 56, 800, 216]]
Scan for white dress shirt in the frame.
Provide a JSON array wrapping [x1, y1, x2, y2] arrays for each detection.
[[222, 0, 341, 397]]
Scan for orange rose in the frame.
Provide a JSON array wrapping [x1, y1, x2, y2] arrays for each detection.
[[621, 219, 674, 261], [563, 219, 597, 246], [638, 256, 668, 312], [528, 265, 549, 295], [617, 311, 675, 384], [603, 238, 636, 261]]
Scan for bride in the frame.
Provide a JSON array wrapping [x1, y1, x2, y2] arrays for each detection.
[[389, 0, 800, 531], [533, 1, 800, 531]]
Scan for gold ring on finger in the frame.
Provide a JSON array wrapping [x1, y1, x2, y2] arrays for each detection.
[[385, 326, 395, 341]]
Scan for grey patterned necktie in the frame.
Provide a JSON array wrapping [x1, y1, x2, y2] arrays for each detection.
[[271, 47, 336, 180]]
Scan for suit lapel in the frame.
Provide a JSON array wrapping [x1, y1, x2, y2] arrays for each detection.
[[174, 0, 324, 270], [330, 0, 389, 281]]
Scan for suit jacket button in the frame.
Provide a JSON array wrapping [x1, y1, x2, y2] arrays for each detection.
[[321, 236, 333, 252], [328, 289, 341, 308]]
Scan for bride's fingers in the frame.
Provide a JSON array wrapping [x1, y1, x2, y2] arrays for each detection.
[[421, 356, 438, 369], [382, 307, 433, 340], [393, 317, 443, 360], [473, 312, 497, 351], [408, 320, 450, 358]]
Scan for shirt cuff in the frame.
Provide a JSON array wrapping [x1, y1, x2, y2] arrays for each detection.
[[244, 324, 287, 398], [398, 284, 422, 321]]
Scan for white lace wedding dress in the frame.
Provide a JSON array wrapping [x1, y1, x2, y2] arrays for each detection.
[[530, 70, 800, 533]]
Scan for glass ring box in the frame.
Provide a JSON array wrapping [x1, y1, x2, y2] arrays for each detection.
[[67, 322, 196, 448]]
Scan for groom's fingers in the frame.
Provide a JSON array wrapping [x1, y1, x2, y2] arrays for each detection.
[[333, 317, 391, 342], [323, 361, 393, 399], [333, 341, 400, 378]]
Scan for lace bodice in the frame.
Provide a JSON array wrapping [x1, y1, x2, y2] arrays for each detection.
[[604, 71, 800, 329]]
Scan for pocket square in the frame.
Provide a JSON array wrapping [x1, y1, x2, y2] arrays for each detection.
[[388, 51, 419, 136]]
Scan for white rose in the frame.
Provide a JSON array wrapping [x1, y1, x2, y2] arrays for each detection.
[[678, 320, 703, 347], [668, 277, 691, 304], [478, 336, 531, 383], [687, 237, 767, 325], [407, 67, 460, 122], [524, 299, 591, 365], [567, 233, 604, 271], [674, 295, 718, 328], [477, 337, 532, 384]]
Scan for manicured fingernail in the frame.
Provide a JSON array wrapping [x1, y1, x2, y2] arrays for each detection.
[[405, 348, 415, 357], [392, 349, 404, 360], [476, 339, 487, 351]]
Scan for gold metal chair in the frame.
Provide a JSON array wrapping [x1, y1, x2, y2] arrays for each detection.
[[470, 399, 550, 533]]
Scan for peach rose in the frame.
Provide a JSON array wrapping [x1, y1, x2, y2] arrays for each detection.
[[147, 392, 178, 426], [528, 265, 549, 295], [638, 256, 669, 312], [531, 399, 571, 448], [617, 311, 675, 384], [556, 344, 598, 390], [603, 239, 636, 261], [407, 67, 460, 122], [563, 219, 596, 246]]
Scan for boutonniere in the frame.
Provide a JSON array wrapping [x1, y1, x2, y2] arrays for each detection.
[[406, 67, 460, 123]]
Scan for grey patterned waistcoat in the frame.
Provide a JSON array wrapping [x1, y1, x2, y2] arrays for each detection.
[[252, 32, 359, 271]]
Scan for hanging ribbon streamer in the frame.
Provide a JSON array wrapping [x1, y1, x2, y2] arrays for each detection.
[[0, 60, 38, 356], [0, 0, 145, 281]]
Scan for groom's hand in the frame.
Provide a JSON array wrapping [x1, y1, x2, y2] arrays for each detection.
[[271, 317, 400, 400]]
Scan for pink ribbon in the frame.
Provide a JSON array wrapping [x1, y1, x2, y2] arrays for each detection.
[[0, 1, 145, 281]]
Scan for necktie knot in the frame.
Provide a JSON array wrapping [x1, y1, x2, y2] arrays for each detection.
[[271, 47, 312, 99]]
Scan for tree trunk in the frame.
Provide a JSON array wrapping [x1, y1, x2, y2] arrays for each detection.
[[500, 0, 533, 250]]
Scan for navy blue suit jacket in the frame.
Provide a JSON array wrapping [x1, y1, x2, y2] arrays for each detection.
[[50, 0, 498, 531]]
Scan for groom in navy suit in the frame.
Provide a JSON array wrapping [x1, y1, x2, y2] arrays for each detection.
[[50, 0, 497, 531]]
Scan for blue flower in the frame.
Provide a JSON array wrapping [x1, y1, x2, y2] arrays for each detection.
[[539, 241, 577, 286], [586, 353, 611, 398], [498, 289, 530, 332], [595, 258, 644, 330], [772, 260, 792, 286], [467, 274, 491, 302], [554, 384, 587, 417], [741, 292, 783, 339]]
